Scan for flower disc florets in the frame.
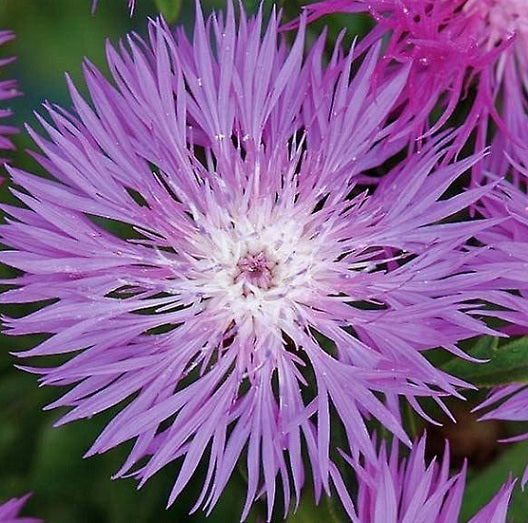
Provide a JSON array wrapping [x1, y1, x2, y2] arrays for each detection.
[[181, 203, 324, 330]]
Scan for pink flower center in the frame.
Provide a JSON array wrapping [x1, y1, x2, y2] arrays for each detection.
[[236, 251, 277, 291]]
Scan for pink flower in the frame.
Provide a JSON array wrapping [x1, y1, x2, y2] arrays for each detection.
[[303, 1, 528, 150], [477, 385, 528, 488], [463, 55, 528, 492]]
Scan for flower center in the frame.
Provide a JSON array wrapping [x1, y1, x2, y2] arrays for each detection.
[[179, 203, 332, 325], [235, 250, 277, 291]]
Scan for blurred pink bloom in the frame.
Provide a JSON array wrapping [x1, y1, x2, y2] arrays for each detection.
[[303, 1, 528, 152], [465, 57, 528, 490]]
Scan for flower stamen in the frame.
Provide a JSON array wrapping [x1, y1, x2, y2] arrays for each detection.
[[236, 250, 277, 291]]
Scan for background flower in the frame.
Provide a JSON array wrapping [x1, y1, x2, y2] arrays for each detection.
[[302, 0, 528, 156], [466, 76, 528, 490], [350, 435, 515, 523]]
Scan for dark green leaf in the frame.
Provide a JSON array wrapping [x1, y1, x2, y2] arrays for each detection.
[[287, 496, 339, 523], [441, 336, 528, 387], [461, 440, 528, 521]]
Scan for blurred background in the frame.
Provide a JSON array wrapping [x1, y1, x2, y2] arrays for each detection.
[[0, 1, 526, 521]]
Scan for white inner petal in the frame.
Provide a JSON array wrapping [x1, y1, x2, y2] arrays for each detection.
[[176, 202, 330, 325]]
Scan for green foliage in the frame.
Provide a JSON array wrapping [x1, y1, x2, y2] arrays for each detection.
[[461, 440, 528, 521], [286, 488, 348, 523], [442, 336, 528, 387], [155, 0, 182, 23]]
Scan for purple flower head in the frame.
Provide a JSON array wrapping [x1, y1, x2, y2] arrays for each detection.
[[0, 1, 522, 518], [0, 30, 19, 163], [302, 1, 528, 146], [0, 494, 42, 523], [349, 435, 515, 522]]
